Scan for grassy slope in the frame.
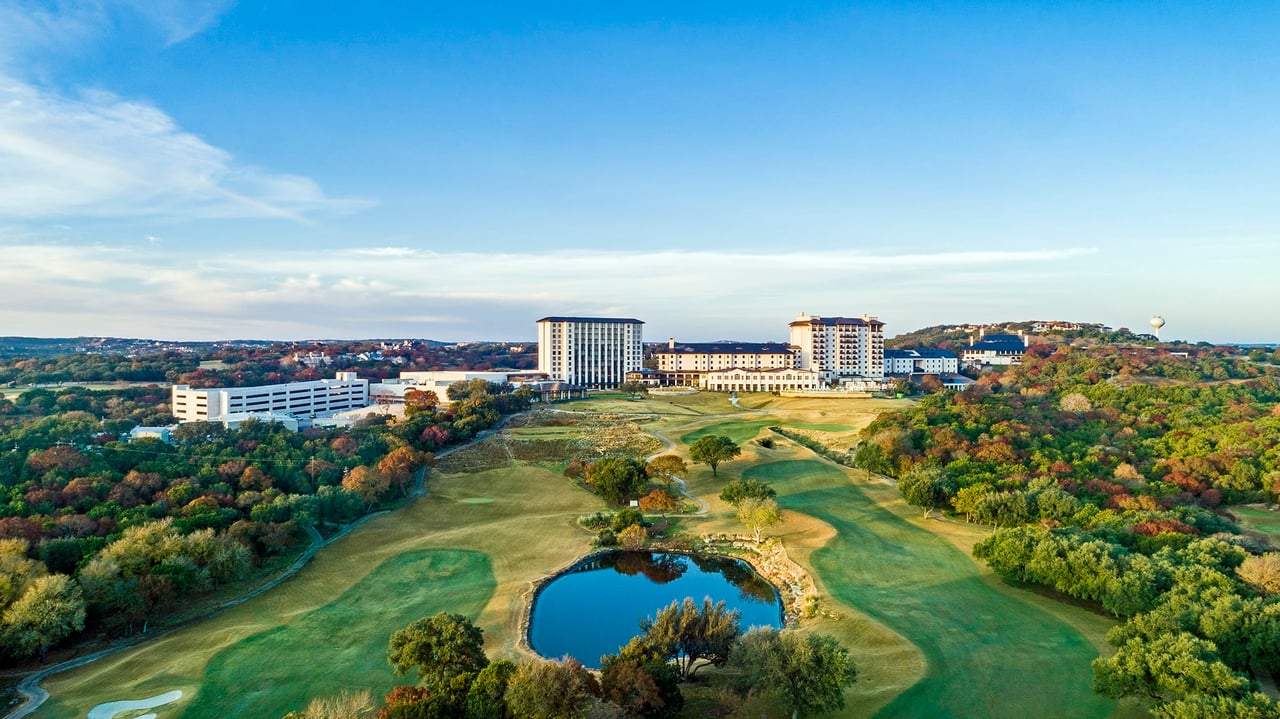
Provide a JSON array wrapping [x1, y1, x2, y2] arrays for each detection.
[[669, 394, 1127, 718], [1232, 505, 1280, 545], [33, 465, 600, 718]]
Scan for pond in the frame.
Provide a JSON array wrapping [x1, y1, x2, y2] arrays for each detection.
[[529, 551, 783, 668]]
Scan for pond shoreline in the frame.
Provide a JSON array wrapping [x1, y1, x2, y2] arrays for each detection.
[[519, 536, 815, 660]]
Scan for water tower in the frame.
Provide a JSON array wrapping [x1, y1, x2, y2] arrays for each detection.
[[1150, 315, 1165, 340]]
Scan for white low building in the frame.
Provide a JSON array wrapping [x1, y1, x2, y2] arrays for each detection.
[[884, 349, 959, 375], [376, 370, 546, 406], [960, 333, 1030, 368], [172, 372, 369, 423], [701, 368, 822, 393]]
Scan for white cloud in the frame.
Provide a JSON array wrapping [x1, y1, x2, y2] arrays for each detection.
[[0, 1, 370, 221], [0, 77, 371, 220], [0, 242, 1103, 340]]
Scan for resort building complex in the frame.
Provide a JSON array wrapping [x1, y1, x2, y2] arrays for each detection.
[[171, 372, 369, 423], [536, 316, 644, 389]]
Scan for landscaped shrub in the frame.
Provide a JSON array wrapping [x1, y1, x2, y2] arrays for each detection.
[[612, 508, 646, 532], [637, 489, 678, 512]]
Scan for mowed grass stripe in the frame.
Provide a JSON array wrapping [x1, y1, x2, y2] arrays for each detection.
[[180, 550, 493, 718], [751, 460, 1114, 719], [680, 420, 854, 446]]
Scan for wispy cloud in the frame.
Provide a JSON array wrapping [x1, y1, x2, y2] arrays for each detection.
[[0, 243, 1099, 339], [0, 2, 370, 221]]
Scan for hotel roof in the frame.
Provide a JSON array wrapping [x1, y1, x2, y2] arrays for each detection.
[[657, 342, 795, 355], [536, 316, 644, 324]]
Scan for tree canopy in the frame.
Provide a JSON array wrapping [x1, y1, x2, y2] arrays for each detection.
[[727, 628, 858, 719], [387, 612, 489, 690], [688, 435, 741, 477]]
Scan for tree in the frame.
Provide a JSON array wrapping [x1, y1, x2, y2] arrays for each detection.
[[617, 381, 649, 398], [465, 659, 517, 719], [379, 446, 433, 496], [688, 435, 741, 477], [645, 456, 687, 485], [600, 656, 665, 718], [404, 389, 440, 417], [1237, 553, 1280, 596], [2, 574, 86, 661], [897, 464, 956, 518], [638, 597, 741, 680], [719, 478, 776, 507], [585, 458, 649, 506], [388, 612, 489, 691], [727, 628, 858, 719], [737, 497, 783, 542], [618, 524, 649, 550], [637, 489, 678, 512], [344, 466, 391, 507], [504, 657, 601, 719], [1092, 632, 1251, 703]]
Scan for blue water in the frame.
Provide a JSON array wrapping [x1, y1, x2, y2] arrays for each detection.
[[529, 551, 783, 668]]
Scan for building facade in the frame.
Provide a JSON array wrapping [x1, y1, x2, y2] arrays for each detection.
[[884, 349, 959, 375], [537, 316, 644, 389], [171, 371, 370, 423], [701, 367, 822, 393], [960, 333, 1029, 368], [654, 339, 797, 374], [788, 313, 885, 383]]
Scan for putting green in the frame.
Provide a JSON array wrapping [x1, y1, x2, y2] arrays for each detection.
[[754, 460, 1115, 719], [38, 550, 495, 719]]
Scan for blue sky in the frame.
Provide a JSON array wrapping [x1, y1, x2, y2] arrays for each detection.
[[1, 1, 1277, 343]]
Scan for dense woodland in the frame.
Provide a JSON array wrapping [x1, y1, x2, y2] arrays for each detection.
[[855, 344, 1280, 715], [0, 341, 535, 387], [0, 376, 530, 664]]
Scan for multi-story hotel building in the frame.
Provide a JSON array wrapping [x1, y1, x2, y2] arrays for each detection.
[[654, 340, 797, 373], [536, 316, 644, 389], [788, 313, 885, 382], [171, 372, 370, 423]]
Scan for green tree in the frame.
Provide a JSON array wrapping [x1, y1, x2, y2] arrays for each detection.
[[645, 456, 687, 485], [897, 464, 956, 518], [1153, 692, 1280, 719], [737, 497, 783, 542], [688, 435, 741, 477], [388, 612, 489, 691], [617, 381, 649, 398], [504, 657, 601, 719], [1092, 632, 1250, 703], [2, 574, 86, 661], [638, 597, 741, 680], [466, 659, 517, 719], [719, 478, 777, 507], [726, 628, 858, 719], [586, 458, 649, 506]]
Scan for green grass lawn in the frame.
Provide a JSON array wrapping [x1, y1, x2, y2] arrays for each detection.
[[680, 419, 855, 446], [182, 550, 493, 718], [754, 460, 1116, 719], [1231, 505, 1280, 546]]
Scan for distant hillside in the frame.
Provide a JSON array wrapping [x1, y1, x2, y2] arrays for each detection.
[[884, 321, 1157, 350]]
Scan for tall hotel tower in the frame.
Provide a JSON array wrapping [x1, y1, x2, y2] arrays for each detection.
[[788, 313, 885, 382], [536, 316, 644, 389]]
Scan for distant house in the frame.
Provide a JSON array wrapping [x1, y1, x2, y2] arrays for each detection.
[[960, 332, 1030, 368], [127, 426, 174, 443]]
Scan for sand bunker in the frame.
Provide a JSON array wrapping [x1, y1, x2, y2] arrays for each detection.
[[88, 690, 183, 719]]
